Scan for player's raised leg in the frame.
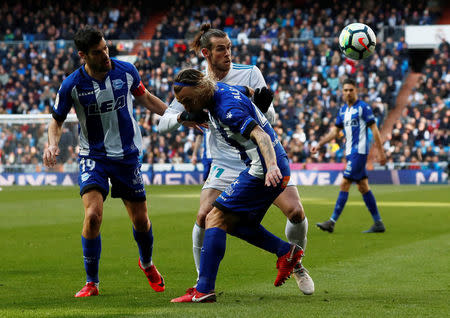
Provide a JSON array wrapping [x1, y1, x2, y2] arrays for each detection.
[[230, 222, 304, 286], [75, 190, 103, 297], [124, 199, 165, 292], [273, 186, 314, 295], [357, 179, 385, 233]]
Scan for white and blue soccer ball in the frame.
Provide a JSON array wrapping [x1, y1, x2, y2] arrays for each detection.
[[339, 23, 376, 60]]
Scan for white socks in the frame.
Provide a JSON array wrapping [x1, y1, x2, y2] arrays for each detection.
[[192, 223, 205, 276], [285, 217, 308, 252]]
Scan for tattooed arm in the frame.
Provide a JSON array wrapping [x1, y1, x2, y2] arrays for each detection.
[[249, 125, 282, 187]]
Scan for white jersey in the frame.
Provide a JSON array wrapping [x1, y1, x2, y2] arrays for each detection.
[[158, 63, 276, 170]]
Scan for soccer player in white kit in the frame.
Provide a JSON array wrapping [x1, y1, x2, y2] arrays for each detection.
[[158, 24, 314, 295]]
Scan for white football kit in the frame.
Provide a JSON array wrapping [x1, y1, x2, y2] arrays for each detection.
[[158, 63, 294, 191]]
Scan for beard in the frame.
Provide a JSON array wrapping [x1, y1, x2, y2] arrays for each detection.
[[91, 59, 111, 73], [212, 60, 231, 73]]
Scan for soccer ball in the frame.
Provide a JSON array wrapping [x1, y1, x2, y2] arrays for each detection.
[[339, 23, 376, 60]]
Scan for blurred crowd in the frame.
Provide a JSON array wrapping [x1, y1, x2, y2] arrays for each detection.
[[0, 0, 147, 41], [0, 0, 448, 171]]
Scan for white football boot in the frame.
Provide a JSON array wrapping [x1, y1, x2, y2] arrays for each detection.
[[293, 263, 315, 295]]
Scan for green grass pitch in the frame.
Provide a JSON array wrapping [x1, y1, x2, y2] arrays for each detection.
[[0, 185, 449, 317]]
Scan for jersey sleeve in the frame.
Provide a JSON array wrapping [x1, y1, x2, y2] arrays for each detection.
[[335, 108, 344, 128], [52, 80, 73, 122], [157, 98, 186, 133], [217, 97, 258, 140], [249, 65, 276, 125], [362, 104, 376, 126], [128, 63, 146, 97]]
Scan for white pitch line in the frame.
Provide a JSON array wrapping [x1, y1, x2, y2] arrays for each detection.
[[150, 194, 449, 207]]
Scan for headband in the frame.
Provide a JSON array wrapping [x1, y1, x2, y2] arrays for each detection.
[[173, 82, 195, 87]]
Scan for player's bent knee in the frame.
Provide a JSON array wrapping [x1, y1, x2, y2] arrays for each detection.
[[282, 203, 304, 222], [205, 208, 226, 229], [132, 216, 150, 232], [358, 185, 370, 194], [196, 205, 213, 228], [85, 213, 102, 231]]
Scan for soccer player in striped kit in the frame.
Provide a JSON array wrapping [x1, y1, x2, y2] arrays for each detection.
[[311, 78, 387, 233], [158, 24, 314, 295], [43, 26, 167, 297]]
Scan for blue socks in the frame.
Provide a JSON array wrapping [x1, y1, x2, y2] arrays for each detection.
[[196, 225, 292, 294], [362, 190, 381, 222], [133, 226, 154, 265], [81, 226, 154, 284], [196, 228, 226, 293], [231, 224, 291, 257], [331, 191, 349, 222], [82, 235, 101, 283]]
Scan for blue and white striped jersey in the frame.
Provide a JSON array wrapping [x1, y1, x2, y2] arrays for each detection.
[[209, 82, 286, 179], [335, 100, 376, 156], [52, 59, 145, 159]]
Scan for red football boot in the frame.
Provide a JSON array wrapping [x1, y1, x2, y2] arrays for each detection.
[[274, 244, 304, 287], [74, 282, 99, 297], [171, 288, 216, 303], [139, 259, 165, 292]]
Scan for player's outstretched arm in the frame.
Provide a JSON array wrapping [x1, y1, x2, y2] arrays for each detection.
[[157, 98, 206, 133], [135, 89, 167, 116], [369, 123, 386, 165], [43, 118, 64, 168], [311, 126, 340, 154], [250, 125, 282, 187], [158, 98, 185, 133]]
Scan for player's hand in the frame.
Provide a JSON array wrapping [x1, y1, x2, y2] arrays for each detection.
[[192, 154, 198, 165], [265, 164, 282, 187], [310, 145, 319, 154], [179, 110, 209, 124], [43, 145, 60, 168], [253, 87, 274, 113], [242, 86, 254, 97]]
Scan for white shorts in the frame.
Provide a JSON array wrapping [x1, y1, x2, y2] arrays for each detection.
[[202, 163, 296, 192]]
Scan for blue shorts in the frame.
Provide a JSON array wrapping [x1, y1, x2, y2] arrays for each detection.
[[78, 155, 146, 201], [213, 156, 290, 225], [343, 153, 368, 181]]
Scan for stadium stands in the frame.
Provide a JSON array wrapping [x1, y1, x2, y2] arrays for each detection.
[[0, 0, 448, 172]]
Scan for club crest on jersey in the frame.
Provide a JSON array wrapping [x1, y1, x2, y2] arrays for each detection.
[[112, 79, 125, 90], [81, 172, 90, 182], [226, 111, 233, 119]]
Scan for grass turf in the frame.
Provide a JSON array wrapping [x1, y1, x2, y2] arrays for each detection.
[[0, 185, 449, 317]]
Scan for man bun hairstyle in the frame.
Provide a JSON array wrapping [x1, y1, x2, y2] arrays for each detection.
[[74, 26, 104, 53], [190, 23, 227, 54]]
